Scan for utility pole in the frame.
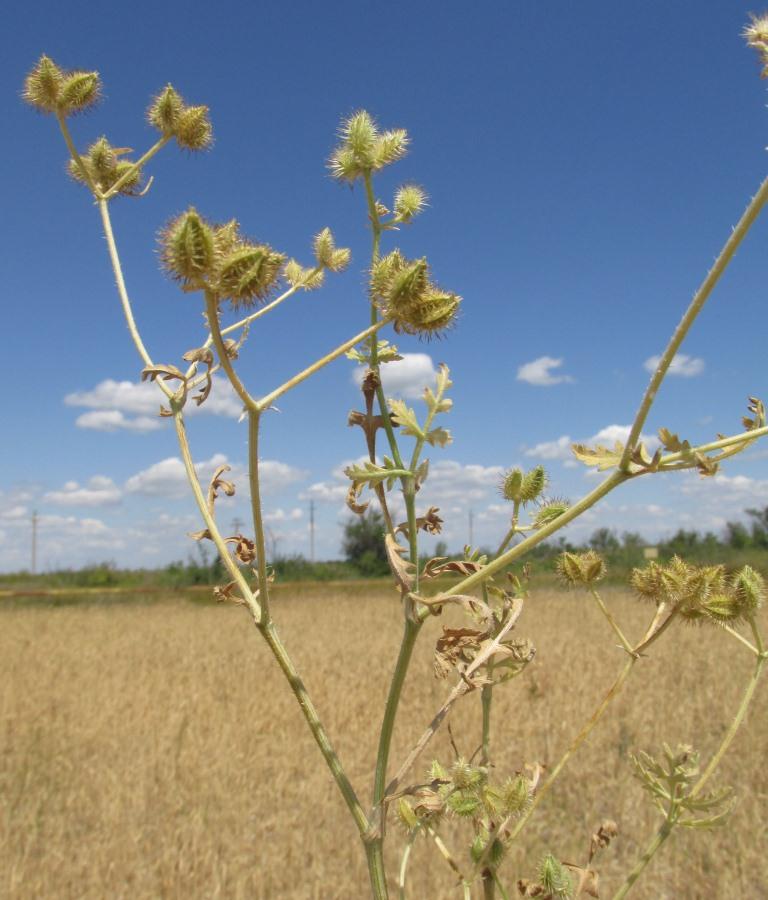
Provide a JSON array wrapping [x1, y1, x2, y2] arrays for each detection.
[[231, 517, 244, 534], [31, 510, 38, 574], [309, 499, 316, 562]]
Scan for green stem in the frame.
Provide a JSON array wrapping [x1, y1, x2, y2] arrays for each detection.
[[368, 618, 423, 899], [248, 411, 271, 623], [103, 135, 170, 198], [492, 871, 511, 900], [418, 471, 629, 622], [97, 199, 158, 373], [480, 684, 493, 768], [171, 408, 260, 618], [621, 172, 768, 469], [205, 289, 259, 413], [612, 818, 675, 900], [397, 832, 417, 899], [260, 620, 369, 836], [691, 640, 765, 799], [589, 588, 635, 656], [56, 112, 101, 196], [257, 319, 390, 411]]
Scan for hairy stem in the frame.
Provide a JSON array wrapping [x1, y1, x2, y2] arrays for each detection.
[[260, 620, 369, 836], [621, 172, 768, 468]]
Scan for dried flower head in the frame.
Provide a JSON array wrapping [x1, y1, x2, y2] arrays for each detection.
[[329, 110, 409, 183], [23, 55, 101, 116]]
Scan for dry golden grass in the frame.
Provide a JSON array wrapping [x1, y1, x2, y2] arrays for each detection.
[[1, 584, 765, 899]]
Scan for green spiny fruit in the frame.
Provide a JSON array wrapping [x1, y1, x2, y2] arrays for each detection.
[[147, 85, 184, 135], [160, 208, 216, 286]]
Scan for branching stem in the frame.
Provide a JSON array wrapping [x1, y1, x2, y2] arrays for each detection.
[[621, 173, 768, 468]]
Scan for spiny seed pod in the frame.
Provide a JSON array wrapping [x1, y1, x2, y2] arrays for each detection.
[[394, 288, 461, 338], [312, 227, 351, 272], [556, 550, 606, 586], [23, 55, 64, 112], [59, 71, 101, 114], [701, 593, 741, 623], [533, 498, 569, 528], [745, 14, 768, 76], [397, 798, 419, 831], [212, 220, 241, 257], [344, 110, 378, 160], [394, 184, 428, 222], [447, 790, 481, 817], [23, 55, 100, 116], [503, 775, 532, 816], [147, 84, 184, 135], [160, 208, 216, 285], [67, 137, 142, 195], [732, 565, 765, 616], [327, 247, 351, 272], [630, 561, 664, 602], [174, 105, 213, 151], [329, 110, 409, 182], [216, 244, 286, 308], [520, 466, 547, 504], [501, 468, 524, 502], [372, 129, 409, 168], [388, 258, 429, 309], [539, 854, 573, 897], [370, 250, 405, 300]]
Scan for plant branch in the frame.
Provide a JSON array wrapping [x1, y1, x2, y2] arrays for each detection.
[[589, 588, 636, 656], [257, 319, 391, 411], [248, 411, 272, 623], [102, 136, 170, 199], [56, 112, 101, 196], [205, 289, 259, 413], [171, 407, 260, 618], [418, 471, 629, 621], [260, 619, 370, 836], [620, 173, 768, 469]]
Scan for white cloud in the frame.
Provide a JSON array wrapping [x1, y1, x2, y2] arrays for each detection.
[[65, 375, 244, 431], [75, 410, 164, 433], [351, 353, 437, 399], [124, 453, 306, 499], [643, 353, 704, 377], [516, 356, 573, 387], [0, 505, 29, 520], [525, 424, 659, 465], [422, 460, 505, 503], [524, 435, 573, 461], [44, 476, 122, 507], [263, 507, 303, 524]]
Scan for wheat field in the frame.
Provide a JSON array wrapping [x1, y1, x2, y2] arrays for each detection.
[[1, 584, 765, 899]]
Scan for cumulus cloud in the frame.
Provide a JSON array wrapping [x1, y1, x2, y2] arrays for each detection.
[[0, 505, 29, 520], [516, 356, 573, 387], [124, 453, 306, 499], [44, 476, 122, 507], [75, 410, 164, 433], [263, 507, 303, 524], [65, 375, 244, 431], [525, 424, 659, 465], [643, 353, 704, 377], [352, 353, 437, 399]]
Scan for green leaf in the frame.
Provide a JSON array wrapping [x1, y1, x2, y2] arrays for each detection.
[[425, 426, 452, 447], [389, 398, 423, 439]]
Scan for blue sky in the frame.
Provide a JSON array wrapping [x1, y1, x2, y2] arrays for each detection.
[[3, 1, 768, 572]]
